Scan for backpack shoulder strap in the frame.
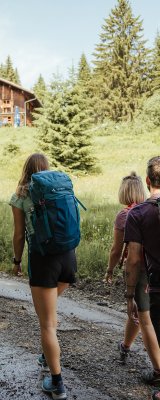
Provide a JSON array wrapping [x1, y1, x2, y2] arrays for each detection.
[[146, 197, 160, 205], [146, 197, 160, 216]]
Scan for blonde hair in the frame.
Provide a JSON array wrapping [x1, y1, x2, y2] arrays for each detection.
[[16, 153, 49, 197], [118, 171, 146, 206]]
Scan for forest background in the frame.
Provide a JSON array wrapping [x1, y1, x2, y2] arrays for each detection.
[[0, 0, 160, 278]]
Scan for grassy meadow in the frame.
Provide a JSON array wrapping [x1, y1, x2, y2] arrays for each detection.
[[0, 124, 160, 278]]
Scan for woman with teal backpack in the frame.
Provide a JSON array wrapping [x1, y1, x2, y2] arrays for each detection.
[[10, 153, 78, 400]]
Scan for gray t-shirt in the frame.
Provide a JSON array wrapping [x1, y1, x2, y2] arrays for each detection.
[[9, 193, 34, 235]]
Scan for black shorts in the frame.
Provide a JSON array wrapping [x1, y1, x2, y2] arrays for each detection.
[[150, 292, 160, 345], [28, 249, 77, 288], [135, 270, 149, 312]]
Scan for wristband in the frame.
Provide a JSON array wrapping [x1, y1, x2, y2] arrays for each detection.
[[13, 257, 21, 265], [124, 292, 135, 299]]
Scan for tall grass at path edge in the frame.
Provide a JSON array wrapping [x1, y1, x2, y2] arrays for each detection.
[[0, 124, 160, 278]]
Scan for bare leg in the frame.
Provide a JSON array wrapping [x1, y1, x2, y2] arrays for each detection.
[[139, 311, 160, 369], [58, 282, 69, 296], [123, 317, 140, 348], [31, 286, 60, 374]]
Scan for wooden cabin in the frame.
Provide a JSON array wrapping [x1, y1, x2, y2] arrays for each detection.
[[0, 78, 41, 127]]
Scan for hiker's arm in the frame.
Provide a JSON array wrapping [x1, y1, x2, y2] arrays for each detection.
[[125, 242, 141, 293], [125, 242, 141, 324], [105, 228, 124, 283], [12, 206, 25, 275]]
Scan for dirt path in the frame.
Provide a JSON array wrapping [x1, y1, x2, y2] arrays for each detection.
[[0, 273, 153, 400]]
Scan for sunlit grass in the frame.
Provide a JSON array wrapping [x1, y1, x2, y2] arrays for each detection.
[[0, 124, 160, 277]]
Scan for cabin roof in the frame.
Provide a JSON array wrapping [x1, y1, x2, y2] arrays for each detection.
[[0, 77, 42, 106]]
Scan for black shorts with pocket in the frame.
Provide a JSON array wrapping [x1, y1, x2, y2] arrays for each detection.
[[28, 249, 77, 288], [134, 270, 149, 312]]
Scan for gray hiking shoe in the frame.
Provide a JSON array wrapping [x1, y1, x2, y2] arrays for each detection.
[[38, 353, 50, 372], [42, 376, 67, 399], [142, 370, 160, 386], [118, 342, 130, 364]]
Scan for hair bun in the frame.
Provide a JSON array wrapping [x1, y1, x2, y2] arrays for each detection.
[[130, 171, 137, 178]]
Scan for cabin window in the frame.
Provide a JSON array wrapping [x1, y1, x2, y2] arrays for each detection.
[[4, 108, 11, 113]]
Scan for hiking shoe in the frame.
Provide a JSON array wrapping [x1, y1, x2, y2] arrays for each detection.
[[142, 370, 160, 386], [42, 376, 67, 399], [118, 342, 130, 364], [38, 354, 50, 372]]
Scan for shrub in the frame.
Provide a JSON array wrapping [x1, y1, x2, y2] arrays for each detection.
[[0, 202, 28, 273], [0, 203, 13, 271], [3, 142, 20, 156], [141, 93, 160, 127]]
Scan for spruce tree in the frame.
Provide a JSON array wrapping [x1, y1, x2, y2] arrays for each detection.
[[34, 77, 94, 171], [0, 56, 21, 84], [77, 53, 91, 84], [14, 68, 21, 85], [92, 0, 151, 121], [77, 54, 94, 122], [68, 63, 77, 87], [152, 32, 160, 93], [34, 80, 70, 168], [5, 56, 18, 83], [33, 74, 47, 104], [0, 63, 6, 78], [60, 83, 94, 171]]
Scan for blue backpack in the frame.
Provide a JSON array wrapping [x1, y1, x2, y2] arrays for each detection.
[[28, 170, 85, 255]]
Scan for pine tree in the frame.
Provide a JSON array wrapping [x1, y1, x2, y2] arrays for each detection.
[[68, 63, 77, 87], [5, 56, 18, 82], [0, 56, 21, 84], [60, 83, 94, 171], [14, 68, 21, 85], [77, 54, 94, 122], [92, 0, 151, 122], [33, 74, 47, 104], [77, 54, 92, 103], [152, 32, 160, 93], [34, 79, 70, 168], [0, 63, 6, 78], [34, 77, 94, 171], [77, 53, 91, 84]]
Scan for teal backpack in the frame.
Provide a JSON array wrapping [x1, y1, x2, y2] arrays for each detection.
[[28, 170, 86, 255]]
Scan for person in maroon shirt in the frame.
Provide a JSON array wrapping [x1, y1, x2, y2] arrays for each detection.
[[125, 156, 160, 398], [105, 172, 160, 373]]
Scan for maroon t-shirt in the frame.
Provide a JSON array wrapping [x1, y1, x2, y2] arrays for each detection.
[[114, 208, 129, 231], [115, 205, 145, 270], [124, 197, 160, 290], [114, 204, 137, 231]]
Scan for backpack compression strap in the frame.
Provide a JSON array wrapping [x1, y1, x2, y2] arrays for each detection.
[[75, 197, 87, 211]]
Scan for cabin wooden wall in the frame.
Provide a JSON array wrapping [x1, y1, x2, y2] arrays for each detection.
[[0, 84, 34, 126]]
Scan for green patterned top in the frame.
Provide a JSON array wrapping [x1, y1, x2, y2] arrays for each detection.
[[9, 193, 34, 235]]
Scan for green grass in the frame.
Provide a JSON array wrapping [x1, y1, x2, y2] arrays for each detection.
[[73, 126, 160, 205], [0, 127, 38, 200], [0, 124, 160, 278]]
